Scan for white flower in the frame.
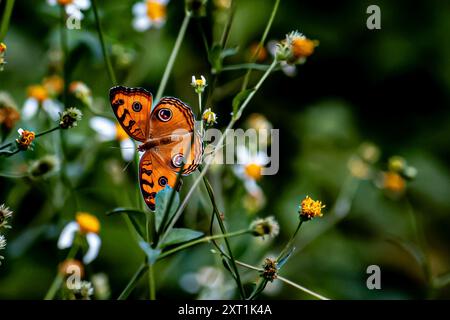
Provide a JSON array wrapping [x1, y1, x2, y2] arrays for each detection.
[[234, 146, 268, 194], [89, 116, 135, 161], [132, 0, 170, 32], [268, 40, 297, 77], [57, 213, 101, 264], [22, 96, 62, 121], [47, 0, 91, 21]]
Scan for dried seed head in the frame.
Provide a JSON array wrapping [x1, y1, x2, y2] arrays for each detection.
[[0, 204, 13, 229], [260, 257, 278, 282], [59, 107, 83, 129], [16, 128, 35, 150], [250, 216, 280, 239]]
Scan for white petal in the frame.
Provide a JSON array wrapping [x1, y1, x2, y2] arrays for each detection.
[[244, 179, 262, 197], [233, 165, 246, 180], [57, 222, 80, 250], [236, 146, 250, 164], [83, 233, 101, 264], [132, 2, 147, 16], [267, 40, 278, 57], [255, 151, 270, 165], [89, 117, 117, 141], [282, 63, 297, 77], [47, 0, 57, 6], [133, 16, 152, 32], [66, 5, 84, 20], [22, 98, 39, 120], [42, 99, 62, 121], [120, 139, 135, 161], [74, 0, 91, 10]]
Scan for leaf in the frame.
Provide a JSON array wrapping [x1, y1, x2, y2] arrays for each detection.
[[139, 241, 161, 265], [159, 228, 204, 249], [387, 237, 426, 269], [208, 44, 223, 73], [155, 186, 179, 231], [277, 246, 295, 269], [232, 89, 254, 118], [106, 207, 147, 239], [220, 46, 239, 59]]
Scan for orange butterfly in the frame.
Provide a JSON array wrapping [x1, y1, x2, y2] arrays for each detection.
[[109, 86, 203, 211]]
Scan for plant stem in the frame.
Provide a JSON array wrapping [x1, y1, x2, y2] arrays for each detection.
[[60, 5, 69, 105], [203, 175, 246, 298], [92, 0, 117, 85], [35, 126, 60, 138], [44, 241, 80, 300], [117, 262, 148, 300], [158, 229, 250, 260], [222, 256, 330, 300], [276, 220, 302, 262], [222, 63, 276, 72], [0, 0, 15, 41], [241, 0, 280, 91], [277, 275, 329, 300], [155, 13, 191, 103], [148, 263, 156, 300], [0, 126, 61, 156]]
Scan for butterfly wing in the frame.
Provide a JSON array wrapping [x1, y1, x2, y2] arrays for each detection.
[[150, 97, 203, 175], [139, 150, 177, 211], [109, 86, 153, 142]]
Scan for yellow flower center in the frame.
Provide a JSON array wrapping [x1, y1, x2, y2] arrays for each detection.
[[383, 172, 405, 193], [57, 0, 74, 5], [76, 212, 100, 234], [115, 123, 129, 141], [27, 85, 48, 102], [245, 163, 262, 180], [147, 0, 167, 21], [291, 37, 318, 59], [0, 42, 6, 53], [43, 75, 64, 96], [249, 43, 268, 62], [300, 196, 325, 220]]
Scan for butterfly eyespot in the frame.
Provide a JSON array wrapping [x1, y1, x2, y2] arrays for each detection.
[[171, 153, 184, 168], [132, 101, 142, 112], [157, 108, 172, 122], [158, 176, 168, 186]]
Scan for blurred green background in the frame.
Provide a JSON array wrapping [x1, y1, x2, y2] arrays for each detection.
[[0, 0, 449, 299]]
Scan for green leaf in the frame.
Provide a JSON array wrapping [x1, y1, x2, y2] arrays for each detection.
[[208, 44, 223, 73], [139, 241, 161, 265], [159, 228, 204, 249], [155, 186, 179, 231], [106, 208, 147, 239], [220, 46, 239, 59], [232, 89, 254, 118]]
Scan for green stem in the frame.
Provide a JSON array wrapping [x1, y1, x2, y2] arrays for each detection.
[[203, 175, 246, 299], [60, 6, 69, 105], [44, 240, 80, 300], [117, 263, 148, 300], [158, 229, 250, 260], [276, 220, 303, 262], [223, 256, 330, 300], [241, 0, 280, 91], [0, 0, 15, 42], [222, 63, 276, 72], [35, 126, 60, 138], [155, 13, 191, 102], [92, 0, 117, 85], [0, 126, 61, 156], [148, 263, 156, 300]]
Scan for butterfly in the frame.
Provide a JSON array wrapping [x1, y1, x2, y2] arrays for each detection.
[[109, 86, 203, 211]]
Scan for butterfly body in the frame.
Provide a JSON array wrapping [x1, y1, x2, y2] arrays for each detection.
[[109, 86, 203, 210]]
